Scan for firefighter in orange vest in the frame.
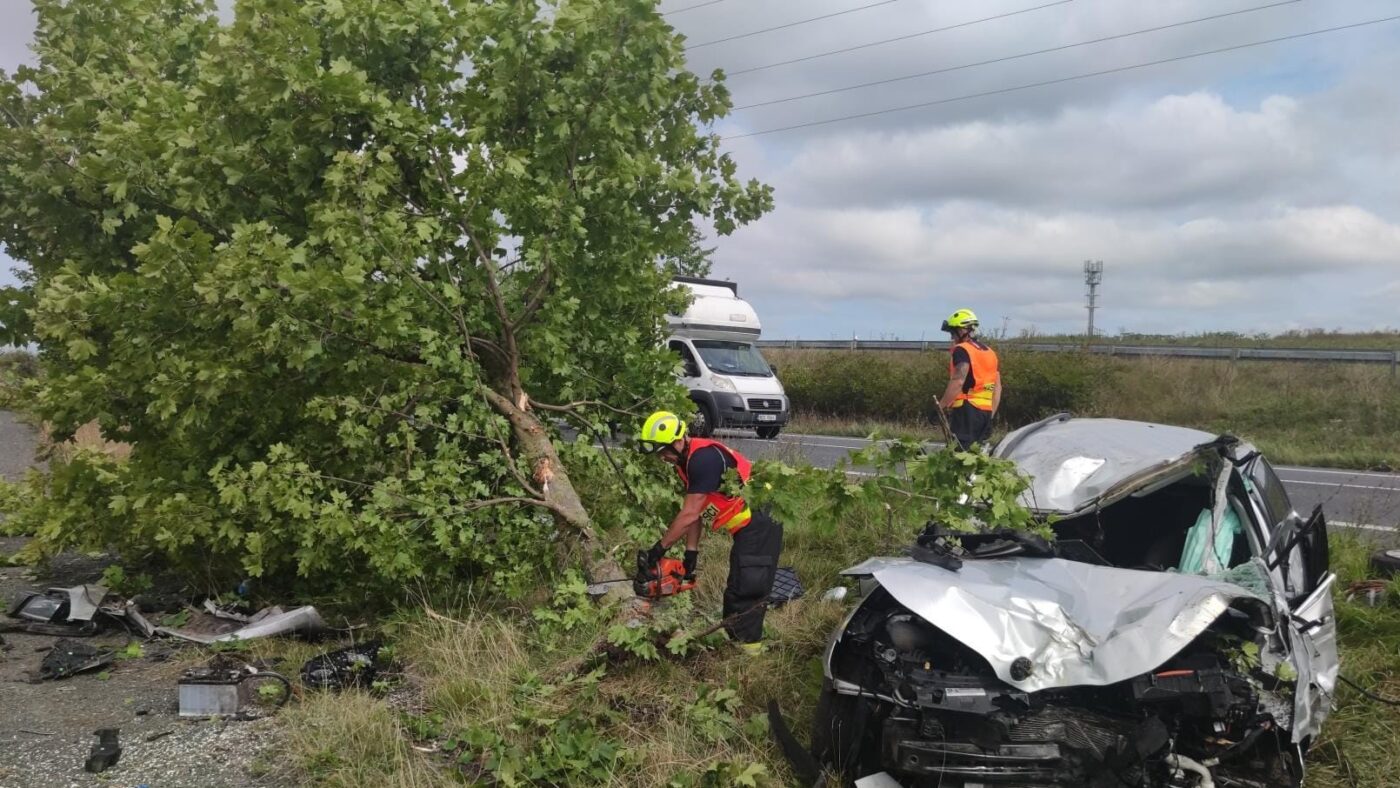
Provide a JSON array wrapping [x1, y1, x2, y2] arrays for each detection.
[[936, 309, 1002, 451], [636, 410, 784, 654]]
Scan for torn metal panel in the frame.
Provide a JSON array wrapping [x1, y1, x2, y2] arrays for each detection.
[[155, 605, 327, 644], [850, 556, 1265, 692], [63, 585, 109, 622]]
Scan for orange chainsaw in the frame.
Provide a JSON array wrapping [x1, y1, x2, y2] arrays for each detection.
[[584, 556, 696, 599], [632, 556, 697, 599]]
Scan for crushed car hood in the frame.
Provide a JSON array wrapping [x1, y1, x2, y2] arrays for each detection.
[[994, 417, 1219, 516], [843, 556, 1265, 693]]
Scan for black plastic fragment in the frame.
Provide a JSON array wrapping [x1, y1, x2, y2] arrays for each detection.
[[768, 567, 805, 607], [301, 641, 382, 690], [84, 728, 121, 773], [39, 639, 113, 680]]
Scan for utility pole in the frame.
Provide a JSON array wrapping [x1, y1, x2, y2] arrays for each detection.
[[1083, 260, 1103, 341]]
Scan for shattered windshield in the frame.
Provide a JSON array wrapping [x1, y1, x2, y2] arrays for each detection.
[[693, 340, 773, 377]]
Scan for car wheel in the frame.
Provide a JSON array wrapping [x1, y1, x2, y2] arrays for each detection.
[[1369, 548, 1400, 577], [755, 426, 781, 440], [689, 401, 715, 438], [811, 680, 882, 779]]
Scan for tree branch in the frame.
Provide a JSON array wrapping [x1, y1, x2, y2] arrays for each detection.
[[511, 253, 552, 331], [529, 397, 641, 418]]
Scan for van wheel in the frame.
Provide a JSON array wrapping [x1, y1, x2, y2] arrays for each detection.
[[755, 426, 781, 440], [690, 402, 715, 437]]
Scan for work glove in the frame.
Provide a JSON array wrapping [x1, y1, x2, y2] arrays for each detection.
[[634, 542, 665, 596], [636, 541, 666, 579], [682, 550, 699, 582]]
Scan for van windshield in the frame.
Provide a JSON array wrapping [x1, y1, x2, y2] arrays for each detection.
[[693, 340, 773, 377]]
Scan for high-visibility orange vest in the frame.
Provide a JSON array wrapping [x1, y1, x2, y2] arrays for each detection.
[[675, 438, 753, 534], [949, 340, 999, 411]]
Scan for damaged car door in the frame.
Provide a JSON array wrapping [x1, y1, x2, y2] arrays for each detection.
[[1269, 505, 1339, 745]]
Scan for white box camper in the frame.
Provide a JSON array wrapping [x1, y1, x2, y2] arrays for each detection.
[[667, 276, 789, 439]]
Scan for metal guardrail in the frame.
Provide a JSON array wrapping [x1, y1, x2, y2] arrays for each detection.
[[757, 339, 1400, 376]]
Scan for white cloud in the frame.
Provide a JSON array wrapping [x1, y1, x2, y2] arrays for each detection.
[[778, 92, 1314, 211]]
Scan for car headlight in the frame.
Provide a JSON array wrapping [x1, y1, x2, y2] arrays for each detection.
[[711, 375, 738, 393]]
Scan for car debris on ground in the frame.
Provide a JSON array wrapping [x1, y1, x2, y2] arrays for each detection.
[[123, 600, 328, 644], [83, 727, 122, 773], [178, 656, 292, 719], [36, 638, 114, 681], [301, 641, 382, 691]]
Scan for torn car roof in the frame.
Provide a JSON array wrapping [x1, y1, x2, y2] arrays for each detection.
[[994, 417, 1219, 516]]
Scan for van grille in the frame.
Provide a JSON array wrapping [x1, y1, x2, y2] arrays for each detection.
[[747, 398, 783, 411]]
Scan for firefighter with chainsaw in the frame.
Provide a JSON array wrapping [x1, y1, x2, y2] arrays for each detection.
[[936, 308, 1002, 451], [636, 410, 784, 655]]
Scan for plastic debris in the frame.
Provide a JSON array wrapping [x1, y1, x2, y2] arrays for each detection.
[[301, 641, 382, 690], [767, 567, 804, 607], [38, 638, 114, 681], [84, 728, 121, 773]]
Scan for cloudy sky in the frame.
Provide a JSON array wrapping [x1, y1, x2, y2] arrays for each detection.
[[5, 1, 1400, 338]]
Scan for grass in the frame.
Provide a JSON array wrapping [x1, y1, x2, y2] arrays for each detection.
[[278, 496, 894, 787], [768, 349, 1400, 470], [1300, 533, 1400, 788]]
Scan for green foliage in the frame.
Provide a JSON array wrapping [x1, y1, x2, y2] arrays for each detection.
[[100, 564, 154, 597], [533, 569, 610, 646], [447, 668, 634, 786], [401, 711, 446, 741], [686, 685, 742, 744], [160, 609, 191, 628], [0, 0, 770, 594], [743, 438, 1044, 540], [118, 642, 145, 661], [606, 592, 719, 661]]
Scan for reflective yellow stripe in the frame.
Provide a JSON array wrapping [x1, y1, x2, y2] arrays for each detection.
[[723, 505, 753, 533], [962, 388, 995, 408]]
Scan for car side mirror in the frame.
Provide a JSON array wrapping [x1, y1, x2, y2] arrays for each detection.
[[769, 364, 780, 376], [683, 361, 700, 378]]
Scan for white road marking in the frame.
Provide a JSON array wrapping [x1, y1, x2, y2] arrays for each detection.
[[1331, 520, 1400, 534], [1279, 479, 1400, 492], [1276, 466, 1400, 480]]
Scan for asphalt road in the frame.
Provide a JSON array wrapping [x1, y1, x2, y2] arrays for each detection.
[[724, 431, 1400, 540]]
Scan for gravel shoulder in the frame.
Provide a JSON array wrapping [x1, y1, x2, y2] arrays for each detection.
[[1, 413, 290, 788]]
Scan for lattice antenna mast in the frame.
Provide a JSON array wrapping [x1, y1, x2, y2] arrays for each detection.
[[1084, 260, 1104, 339]]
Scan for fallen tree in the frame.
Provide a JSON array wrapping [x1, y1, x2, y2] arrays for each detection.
[[0, 0, 770, 597]]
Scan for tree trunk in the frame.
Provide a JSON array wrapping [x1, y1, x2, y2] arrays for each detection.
[[483, 386, 633, 606]]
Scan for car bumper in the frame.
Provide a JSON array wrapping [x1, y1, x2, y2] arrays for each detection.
[[713, 393, 788, 428]]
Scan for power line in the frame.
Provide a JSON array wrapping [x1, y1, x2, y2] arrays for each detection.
[[727, 14, 1400, 139], [727, 0, 1073, 79], [662, 0, 729, 16], [686, 0, 908, 51], [734, 0, 1298, 107]]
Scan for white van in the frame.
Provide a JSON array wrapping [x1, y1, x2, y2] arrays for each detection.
[[667, 276, 789, 439]]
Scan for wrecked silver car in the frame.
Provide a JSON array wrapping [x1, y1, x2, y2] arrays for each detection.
[[816, 417, 1337, 787]]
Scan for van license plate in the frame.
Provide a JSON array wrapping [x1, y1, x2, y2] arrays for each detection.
[[756, 414, 777, 422]]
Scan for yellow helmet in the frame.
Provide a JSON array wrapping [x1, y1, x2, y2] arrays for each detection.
[[638, 410, 687, 453], [941, 308, 979, 332]]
